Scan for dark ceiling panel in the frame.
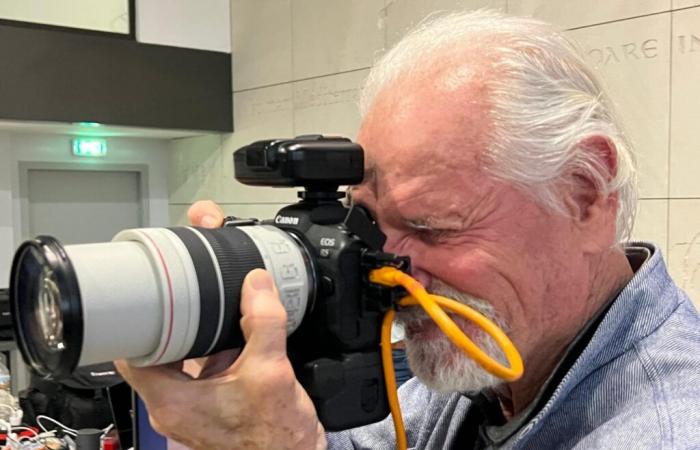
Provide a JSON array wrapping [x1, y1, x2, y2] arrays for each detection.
[[0, 23, 232, 132]]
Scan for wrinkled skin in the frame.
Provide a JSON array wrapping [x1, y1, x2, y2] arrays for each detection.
[[117, 56, 634, 446], [349, 64, 633, 411]]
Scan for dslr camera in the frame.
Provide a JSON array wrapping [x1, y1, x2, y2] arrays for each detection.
[[10, 135, 410, 430]]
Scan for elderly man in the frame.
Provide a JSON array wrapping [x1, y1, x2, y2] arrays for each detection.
[[117, 10, 700, 450]]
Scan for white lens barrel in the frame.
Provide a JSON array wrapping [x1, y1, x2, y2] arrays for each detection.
[[66, 225, 311, 369], [112, 228, 202, 366], [239, 226, 311, 334], [66, 242, 163, 366]]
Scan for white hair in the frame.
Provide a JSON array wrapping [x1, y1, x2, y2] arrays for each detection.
[[360, 10, 637, 242]]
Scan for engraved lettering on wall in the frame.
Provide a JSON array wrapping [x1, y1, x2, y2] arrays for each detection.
[[676, 34, 700, 54], [584, 34, 700, 66], [587, 39, 659, 65]]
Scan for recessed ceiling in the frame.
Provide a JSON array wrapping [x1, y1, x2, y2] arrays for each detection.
[[0, 119, 212, 139]]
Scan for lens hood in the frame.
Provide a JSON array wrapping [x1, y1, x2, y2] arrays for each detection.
[[10, 236, 83, 379]]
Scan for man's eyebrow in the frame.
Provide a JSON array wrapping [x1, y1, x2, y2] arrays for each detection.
[[405, 217, 465, 232], [405, 219, 435, 231]]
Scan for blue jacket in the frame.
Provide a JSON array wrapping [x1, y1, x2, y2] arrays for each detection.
[[328, 243, 700, 449]]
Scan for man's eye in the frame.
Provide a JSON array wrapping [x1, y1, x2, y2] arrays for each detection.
[[418, 229, 451, 243]]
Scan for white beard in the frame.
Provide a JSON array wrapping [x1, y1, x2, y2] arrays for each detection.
[[396, 280, 508, 393]]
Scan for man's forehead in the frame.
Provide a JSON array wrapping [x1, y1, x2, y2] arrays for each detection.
[[359, 84, 490, 159], [359, 148, 482, 206], [356, 55, 493, 201], [357, 154, 500, 231], [359, 130, 482, 189]]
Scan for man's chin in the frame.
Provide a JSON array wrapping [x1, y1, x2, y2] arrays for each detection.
[[404, 319, 443, 340], [396, 280, 506, 392]]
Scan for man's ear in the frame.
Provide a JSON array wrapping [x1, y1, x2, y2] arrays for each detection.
[[562, 135, 618, 252]]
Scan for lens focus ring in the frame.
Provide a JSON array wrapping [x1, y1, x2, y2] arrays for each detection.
[[195, 227, 265, 354]]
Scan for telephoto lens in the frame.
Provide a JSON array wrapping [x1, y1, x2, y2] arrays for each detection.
[[10, 225, 312, 379]]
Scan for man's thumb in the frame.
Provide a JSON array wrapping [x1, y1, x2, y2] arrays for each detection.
[[238, 269, 288, 358]]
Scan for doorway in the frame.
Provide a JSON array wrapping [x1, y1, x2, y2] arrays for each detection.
[[19, 163, 149, 244]]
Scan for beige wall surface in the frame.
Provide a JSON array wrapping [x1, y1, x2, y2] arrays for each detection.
[[169, 0, 700, 308]]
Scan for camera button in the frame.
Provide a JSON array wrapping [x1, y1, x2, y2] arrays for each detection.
[[321, 276, 335, 296]]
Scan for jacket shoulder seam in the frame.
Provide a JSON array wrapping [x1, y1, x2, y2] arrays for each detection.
[[634, 341, 674, 450]]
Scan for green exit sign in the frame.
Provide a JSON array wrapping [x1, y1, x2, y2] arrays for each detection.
[[72, 139, 107, 157]]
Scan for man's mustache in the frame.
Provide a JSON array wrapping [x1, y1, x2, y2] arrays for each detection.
[[395, 280, 507, 332]]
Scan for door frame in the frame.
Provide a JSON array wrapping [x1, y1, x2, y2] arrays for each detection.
[[16, 162, 150, 246]]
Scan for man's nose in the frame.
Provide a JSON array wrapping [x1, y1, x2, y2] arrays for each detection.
[[382, 236, 433, 288], [409, 268, 433, 289]]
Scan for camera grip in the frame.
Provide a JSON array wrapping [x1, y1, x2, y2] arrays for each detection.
[[296, 351, 389, 431]]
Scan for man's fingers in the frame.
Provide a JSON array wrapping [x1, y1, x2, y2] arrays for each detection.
[[187, 200, 224, 228], [197, 349, 241, 379], [238, 269, 288, 361], [115, 359, 192, 398], [115, 360, 203, 441]]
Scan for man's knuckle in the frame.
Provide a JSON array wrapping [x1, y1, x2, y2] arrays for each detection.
[[149, 410, 179, 436], [240, 362, 295, 394], [242, 311, 287, 332]]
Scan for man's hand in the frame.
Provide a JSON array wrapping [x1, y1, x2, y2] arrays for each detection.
[[115, 200, 326, 450]]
